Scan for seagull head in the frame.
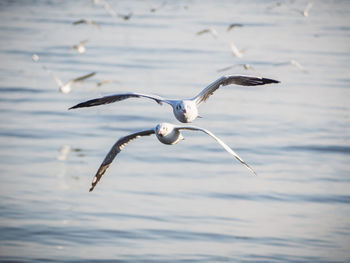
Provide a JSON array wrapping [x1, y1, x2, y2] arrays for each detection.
[[174, 101, 198, 123], [175, 101, 186, 113], [155, 123, 172, 137]]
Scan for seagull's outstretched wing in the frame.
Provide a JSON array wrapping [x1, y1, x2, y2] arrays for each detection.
[[193, 75, 280, 105], [63, 72, 96, 91], [69, 92, 170, 109], [72, 19, 86, 25], [227, 23, 243, 31], [175, 126, 257, 175], [196, 28, 218, 38], [71, 72, 96, 83], [89, 129, 155, 192]]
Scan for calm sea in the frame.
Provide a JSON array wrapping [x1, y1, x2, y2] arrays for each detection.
[[0, 0, 349, 262]]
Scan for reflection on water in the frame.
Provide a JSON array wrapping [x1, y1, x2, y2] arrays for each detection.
[[0, 0, 350, 262]]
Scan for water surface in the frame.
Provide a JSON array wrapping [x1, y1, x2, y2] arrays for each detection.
[[0, 0, 349, 262]]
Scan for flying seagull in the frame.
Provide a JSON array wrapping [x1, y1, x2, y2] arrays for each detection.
[[149, 1, 167, 13], [72, 19, 100, 29], [274, 60, 308, 73], [118, 12, 133, 20], [196, 28, 218, 39], [93, 0, 117, 17], [302, 2, 313, 17], [227, 23, 243, 31], [69, 40, 88, 54], [217, 64, 256, 73], [89, 122, 256, 191], [51, 72, 96, 94], [96, 79, 114, 87], [69, 75, 279, 122], [230, 42, 245, 58]]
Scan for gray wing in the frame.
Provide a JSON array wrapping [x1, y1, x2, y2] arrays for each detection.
[[193, 75, 280, 105], [71, 72, 96, 83], [227, 23, 243, 31], [89, 129, 155, 192], [69, 92, 170, 109], [175, 126, 257, 175], [72, 19, 88, 25]]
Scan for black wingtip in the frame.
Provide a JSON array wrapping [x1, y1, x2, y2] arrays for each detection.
[[68, 105, 78, 110], [89, 186, 94, 192], [68, 98, 103, 110], [263, 78, 280, 84], [68, 100, 93, 110]]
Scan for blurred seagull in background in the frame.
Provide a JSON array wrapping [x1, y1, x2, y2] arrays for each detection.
[[149, 1, 167, 13], [50, 71, 96, 94], [302, 2, 313, 17], [96, 79, 114, 87], [217, 64, 256, 73], [196, 28, 218, 39], [227, 23, 243, 31], [57, 145, 72, 161], [267, 1, 313, 18], [32, 54, 40, 62], [118, 12, 133, 20], [230, 42, 245, 58], [69, 75, 279, 122], [88, 122, 256, 191], [72, 19, 100, 29], [31, 55, 96, 92], [274, 59, 308, 73], [290, 59, 308, 72], [93, 0, 117, 17], [69, 40, 88, 54]]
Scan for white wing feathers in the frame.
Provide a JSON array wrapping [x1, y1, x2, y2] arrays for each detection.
[[176, 126, 257, 175]]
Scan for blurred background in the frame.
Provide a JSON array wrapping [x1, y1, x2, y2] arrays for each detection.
[[0, 0, 349, 262]]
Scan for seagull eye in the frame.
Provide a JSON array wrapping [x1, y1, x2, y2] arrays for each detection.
[[176, 105, 181, 110]]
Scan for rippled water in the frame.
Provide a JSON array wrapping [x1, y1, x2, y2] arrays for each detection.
[[0, 0, 349, 262]]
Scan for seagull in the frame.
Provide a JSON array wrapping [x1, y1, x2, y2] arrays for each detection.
[[96, 79, 114, 87], [51, 71, 96, 94], [302, 2, 313, 17], [227, 23, 243, 31], [230, 42, 245, 58], [274, 60, 308, 73], [89, 122, 256, 191], [290, 59, 308, 72], [69, 40, 88, 54], [57, 145, 84, 160], [72, 19, 100, 29], [69, 75, 279, 122], [32, 54, 40, 62], [118, 12, 133, 20], [93, 0, 117, 17], [217, 64, 257, 74], [196, 28, 218, 39], [57, 145, 72, 161], [149, 1, 167, 13]]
